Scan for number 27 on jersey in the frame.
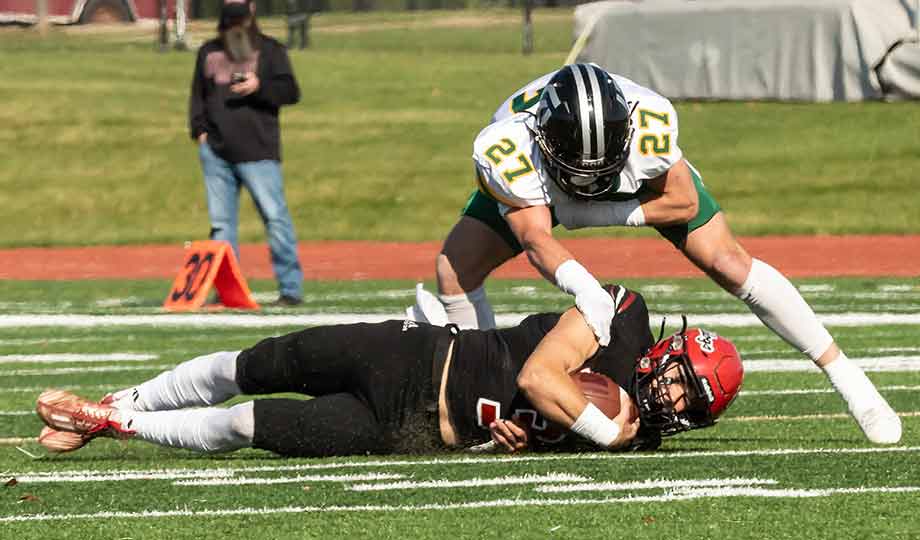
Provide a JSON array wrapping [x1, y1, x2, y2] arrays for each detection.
[[484, 138, 535, 183]]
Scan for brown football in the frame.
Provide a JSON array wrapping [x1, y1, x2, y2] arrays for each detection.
[[572, 371, 627, 420]]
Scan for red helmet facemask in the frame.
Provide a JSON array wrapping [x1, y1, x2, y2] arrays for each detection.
[[632, 317, 744, 436]]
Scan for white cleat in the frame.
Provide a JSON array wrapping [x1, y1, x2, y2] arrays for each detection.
[[35, 389, 134, 439], [854, 404, 902, 445]]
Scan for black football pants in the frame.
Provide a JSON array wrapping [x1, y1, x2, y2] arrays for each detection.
[[234, 320, 449, 457]]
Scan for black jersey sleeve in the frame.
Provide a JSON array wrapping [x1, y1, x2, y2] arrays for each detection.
[[584, 286, 655, 389]]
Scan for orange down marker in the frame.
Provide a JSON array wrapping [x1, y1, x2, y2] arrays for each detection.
[[163, 241, 259, 311]]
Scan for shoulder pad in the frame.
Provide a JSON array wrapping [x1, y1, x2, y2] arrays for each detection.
[[472, 116, 550, 210], [492, 71, 556, 123], [626, 93, 683, 180]]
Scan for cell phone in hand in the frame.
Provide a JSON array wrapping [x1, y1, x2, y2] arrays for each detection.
[[231, 72, 247, 85]]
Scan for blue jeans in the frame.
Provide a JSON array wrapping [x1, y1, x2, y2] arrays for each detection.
[[199, 142, 304, 299]]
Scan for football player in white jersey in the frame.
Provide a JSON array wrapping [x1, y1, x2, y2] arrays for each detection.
[[435, 64, 900, 444]]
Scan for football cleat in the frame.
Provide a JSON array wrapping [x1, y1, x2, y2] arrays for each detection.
[[35, 389, 135, 439], [37, 426, 92, 453], [854, 403, 902, 445]]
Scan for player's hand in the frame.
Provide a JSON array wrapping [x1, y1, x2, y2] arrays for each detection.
[[230, 72, 260, 96], [574, 289, 617, 346], [606, 396, 641, 450], [607, 416, 640, 450], [489, 416, 530, 453], [197, 132, 207, 145]]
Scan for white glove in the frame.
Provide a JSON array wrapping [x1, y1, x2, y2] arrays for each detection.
[[554, 260, 616, 346], [573, 287, 616, 346]]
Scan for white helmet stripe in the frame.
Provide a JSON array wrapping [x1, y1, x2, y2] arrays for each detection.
[[568, 65, 592, 158], [585, 66, 605, 158], [544, 84, 562, 109]]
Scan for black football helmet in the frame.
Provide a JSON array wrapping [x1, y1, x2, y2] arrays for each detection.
[[532, 64, 634, 200]]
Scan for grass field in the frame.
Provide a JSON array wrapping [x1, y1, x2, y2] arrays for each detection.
[[2, 10, 920, 248], [2, 8, 919, 539], [1, 277, 919, 538]]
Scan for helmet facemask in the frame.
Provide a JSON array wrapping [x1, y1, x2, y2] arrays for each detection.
[[530, 65, 636, 201], [632, 318, 717, 436]]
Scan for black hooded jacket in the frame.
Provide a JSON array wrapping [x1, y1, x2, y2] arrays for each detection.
[[189, 34, 300, 163]]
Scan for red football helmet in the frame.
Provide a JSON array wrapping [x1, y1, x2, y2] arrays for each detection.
[[633, 318, 744, 436]]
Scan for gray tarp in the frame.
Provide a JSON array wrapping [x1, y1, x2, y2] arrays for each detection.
[[574, 0, 920, 101]]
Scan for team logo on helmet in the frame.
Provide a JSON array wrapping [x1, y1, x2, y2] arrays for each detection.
[[632, 317, 744, 436]]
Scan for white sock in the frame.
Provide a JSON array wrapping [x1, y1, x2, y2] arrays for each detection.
[[734, 259, 833, 361], [121, 402, 254, 453], [439, 285, 496, 330], [823, 352, 886, 416], [110, 351, 242, 412]]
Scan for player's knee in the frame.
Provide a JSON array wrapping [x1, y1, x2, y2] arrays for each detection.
[[227, 402, 255, 443], [436, 253, 463, 295], [710, 246, 752, 292]]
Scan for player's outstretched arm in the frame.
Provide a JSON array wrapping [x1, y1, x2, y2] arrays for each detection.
[[504, 204, 574, 282], [554, 160, 699, 231], [505, 206, 617, 345], [517, 308, 637, 449]]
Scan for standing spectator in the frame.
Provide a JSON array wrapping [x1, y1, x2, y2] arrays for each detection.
[[189, 0, 304, 305]]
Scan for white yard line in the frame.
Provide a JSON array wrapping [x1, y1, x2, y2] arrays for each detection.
[[0, 364, 173, 377], [0, 411, 32, 416], [798, 285, 835, 292], [0, 353, 157, 364], [879, 285, 917, 293], [9, 446, 920, 482], [672, 485, 920, 499], [0, 314, 399, 328], [1, 312, 919, 329], [0, 337, 122, 346], [743, 356, 920, 372], [742, 385, 920, 396], [678, 313, 920, 327], [0, 334, 273, 347], [730, 331, 918, 342], [743, 347, 920, 358], [728, 411, 920, 423], [535, 477, 776, 493], [2, 485, 919, 523], [345, 473, 591, 492], [13, 469, 238, 483], [0, 384, 112, 394], [0, 437, 34, 445], [174, 473, 407, 486]]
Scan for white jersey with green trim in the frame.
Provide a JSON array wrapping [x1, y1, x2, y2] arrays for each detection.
[[474, 70, 683, 218]]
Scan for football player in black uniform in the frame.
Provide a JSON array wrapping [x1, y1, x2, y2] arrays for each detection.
[[35, 286, 743, 457]]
